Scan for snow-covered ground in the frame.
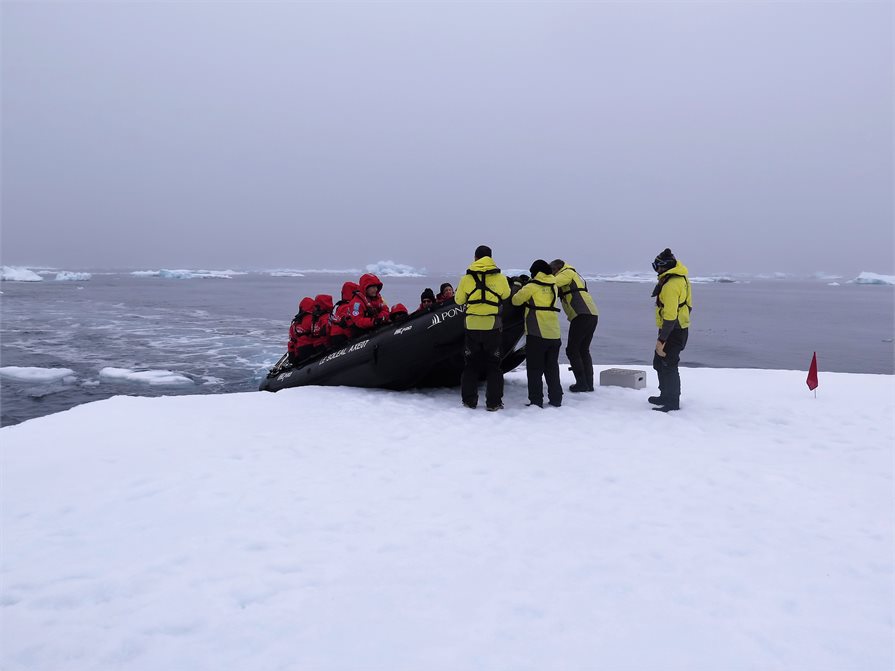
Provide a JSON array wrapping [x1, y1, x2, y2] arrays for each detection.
[[1, 366, 892, 670]]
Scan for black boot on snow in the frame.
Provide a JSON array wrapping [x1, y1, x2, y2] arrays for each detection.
[[652, 400, 680, 412], [569, 384, 588, 393], [648, 396, 667, 405]]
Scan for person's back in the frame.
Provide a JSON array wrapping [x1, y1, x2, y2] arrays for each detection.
[[454, 245, 511, 410], [456, 253, 511, 332], [512, 260, 562, 407], [550, 259, 599, 392]]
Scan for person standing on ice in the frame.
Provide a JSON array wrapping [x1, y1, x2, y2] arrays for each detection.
[[455, 244, 511, 411], [650, 248, 692, 412], [511, 260, 563, 408], [550, 259, 599, 393], [348, 273, 390, 337]]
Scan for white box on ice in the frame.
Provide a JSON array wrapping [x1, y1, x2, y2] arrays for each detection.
[[599, 368, 646, 390]]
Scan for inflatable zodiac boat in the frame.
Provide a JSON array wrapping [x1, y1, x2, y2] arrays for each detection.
[[259, 301, 526, 392]]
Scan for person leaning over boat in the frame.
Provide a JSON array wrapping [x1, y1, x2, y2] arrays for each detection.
[[328, 281, 360, 350], [650, 248, 693, 412], [550, 259, 599, 393], [455, 244, 511, 411], [347, 273, 390, 338], [511, 260, 563, 408]]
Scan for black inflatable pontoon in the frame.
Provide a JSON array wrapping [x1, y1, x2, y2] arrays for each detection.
[[260, 301, 526, 392]]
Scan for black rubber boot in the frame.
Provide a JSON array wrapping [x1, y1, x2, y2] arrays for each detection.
[[653, 399, 680, 412], [648, 396, 667, 405]]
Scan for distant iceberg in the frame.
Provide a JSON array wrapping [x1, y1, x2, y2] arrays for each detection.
[[1, 266, 43, 282], [583, 272, 654, 284], [131, 269, 244, 280], [852, 272, 895, 286], [365, 260, 425, 277], [55, 271, 92, 281], [0, 366, 75, 383], [689, 275, 737, 284], [99, 367, 193, 385], [266, 270, 306, 278]]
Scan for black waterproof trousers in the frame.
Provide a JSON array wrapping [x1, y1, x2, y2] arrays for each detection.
[[461, 329, 504, 408], [653, 327, 689, 405], [526, 335, 563, 407], [566, 314, 598, 389]]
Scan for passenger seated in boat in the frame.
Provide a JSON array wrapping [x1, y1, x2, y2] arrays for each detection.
[[287, 297, 317, 365], [436, 282, 455, 305], [418, 287, 436, 312], [313, 293, 334, 355], [348, 273, 390, 337], [328, 281, 359, 350], [390, 303, 409, 323]]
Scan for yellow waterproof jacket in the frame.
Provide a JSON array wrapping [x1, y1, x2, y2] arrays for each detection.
[[455, 257, 511, 331], [553, 263, 598, 321], [655, 262, 692, 329], [511, 272, 561, 339]]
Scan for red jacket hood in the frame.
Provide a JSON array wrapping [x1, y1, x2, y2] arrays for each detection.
[[390, 303, 408, 315], [340, 282, 360, 301], [298, 297, 315, 313], [314, 294, 334, 313], [359, 273, 383, 294]]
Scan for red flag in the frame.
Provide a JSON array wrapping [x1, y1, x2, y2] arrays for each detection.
[[806, 352, 818, 391]]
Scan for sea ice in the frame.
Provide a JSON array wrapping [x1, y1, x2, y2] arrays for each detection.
[[853, 272, 895, 286], [54, 271, 92, 281], [98, 367, 193, 385], [0, 366, 75, 383]]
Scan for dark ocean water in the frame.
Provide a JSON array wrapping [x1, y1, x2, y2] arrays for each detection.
[[1, 272, 892, 426]]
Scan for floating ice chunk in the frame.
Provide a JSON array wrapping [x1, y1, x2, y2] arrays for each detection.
[[0, 366, 75, 383], [131, 269, 243, 280], [365, 260, 425, 277], [55, 271, 92, 281], [1, 267, 43, 282], [99, 367, 193, 385], [267, 270, 306, 278], [852, 272, 895, 286], [828, 282, 841, 286], [690, 275, 736, 284]]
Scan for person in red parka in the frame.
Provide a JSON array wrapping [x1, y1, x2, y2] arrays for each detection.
[[348, 273, 389, 337], [328, 281, 359, 350], [313, 294, 334, 354], [287, 297, 317, 365], [390, 303, 409, 323]]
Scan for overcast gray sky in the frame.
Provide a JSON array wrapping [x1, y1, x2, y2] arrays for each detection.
[[2, 1, 892, 275]]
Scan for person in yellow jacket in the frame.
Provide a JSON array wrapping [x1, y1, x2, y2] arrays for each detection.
[[511, 259, 563, 408], [650, 248, 692, 412], [550, 259, 599, 393], [455, 245, 511, 411]]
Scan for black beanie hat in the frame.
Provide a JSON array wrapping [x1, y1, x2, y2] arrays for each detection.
[[474, 245, 492, 259], [421, 287, 436, 302], [439, 282, 453, 294], [529, 259, 552, 277], [652, 248, 677, 273]]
